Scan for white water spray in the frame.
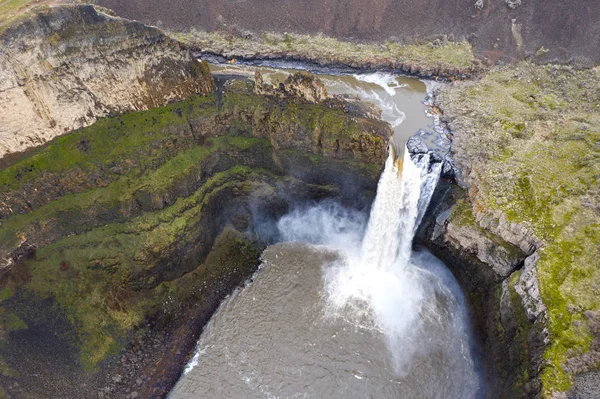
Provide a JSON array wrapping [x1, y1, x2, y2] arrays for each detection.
[[322, 146, 446, 374], [361, 147, 429, 269]]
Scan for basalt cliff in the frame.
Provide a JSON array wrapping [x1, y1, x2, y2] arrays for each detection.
[[1, 2, 599, 399], [415, 64, 600, 398], [0, 6, 390, 398]]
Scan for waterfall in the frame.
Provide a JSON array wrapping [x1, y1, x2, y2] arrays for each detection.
[[324, 145, 443, 373], [360, 147, 438, 269]]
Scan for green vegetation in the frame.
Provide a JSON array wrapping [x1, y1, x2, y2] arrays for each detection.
[[169, 29, 477, 77], [0, 73, 386, 380], [0, 0, 37, 29], [21, 165, 268, 370], [0, 94, 217, 191], [220, 81, 387, 166], [439, 63, 600, 396]]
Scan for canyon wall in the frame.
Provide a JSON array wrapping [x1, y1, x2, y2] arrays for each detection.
[[417, 64, 600, 397], [97, 0, 600, 65], [0, 5, 214, 159], [0, 66, 391, 397]]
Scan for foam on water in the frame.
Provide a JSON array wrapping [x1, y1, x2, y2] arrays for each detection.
[[326, 74, 407, 127], [353, 72, 405, 96], [321, 146, 444, 373], [172, 66, 482, 398]]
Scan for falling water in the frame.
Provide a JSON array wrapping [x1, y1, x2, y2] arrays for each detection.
[[323, 146, 449, 375], [360, 147, 435, 269]]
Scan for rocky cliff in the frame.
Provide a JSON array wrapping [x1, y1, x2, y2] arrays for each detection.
[[0, 68, 391, 398], [417, 64, 600, 398], [98, 0, 600, 66], [0, 5, 214, 159]]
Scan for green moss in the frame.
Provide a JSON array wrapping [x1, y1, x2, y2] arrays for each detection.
[[449, 199, 477, 227], [439, 63, 600, 396], [0, 289, 14, 303], [0, 93, 217, 190], [2, 311, 27, 332], [0, 68, 385, 378], [225, 136, 267, 150], [20, 165, 271, 370]]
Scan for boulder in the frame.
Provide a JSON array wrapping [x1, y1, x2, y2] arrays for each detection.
[[406, 135, 429, 155]]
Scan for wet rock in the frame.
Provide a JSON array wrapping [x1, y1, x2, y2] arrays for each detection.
[[441, 154, 457, 179], [430, 152, 444, 164], [431, 207, 452, 241], [406, 136, 429, 155]]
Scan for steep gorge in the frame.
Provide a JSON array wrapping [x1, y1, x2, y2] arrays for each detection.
[[0, 7, 392, 397], [0, 3, 598, 399], [0, 73, 390, 398]]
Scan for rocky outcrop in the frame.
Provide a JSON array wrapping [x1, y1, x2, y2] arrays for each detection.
[[421, 64, 600, 397], [417, 182, 548, 398], [0, 5, 214, 159], [432, 200, 525, 278], [255, 70, 328, 103]]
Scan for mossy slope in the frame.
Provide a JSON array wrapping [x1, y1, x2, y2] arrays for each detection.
[[438, 63, 600, 396]]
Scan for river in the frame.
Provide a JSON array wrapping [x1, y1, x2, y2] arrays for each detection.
[[169, 64, 483, 398]]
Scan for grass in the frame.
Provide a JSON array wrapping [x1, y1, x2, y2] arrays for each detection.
[[438, 63, 600, 396], [169, 29, 477, 77]]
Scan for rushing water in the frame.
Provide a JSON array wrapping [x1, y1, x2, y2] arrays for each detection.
[[209, 64, 430, 150], [169, 65, 482, 398]]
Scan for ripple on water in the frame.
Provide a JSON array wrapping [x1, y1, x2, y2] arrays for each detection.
[[170, 243, 481, 399]]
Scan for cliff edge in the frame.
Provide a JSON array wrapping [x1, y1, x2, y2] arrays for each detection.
[[0, 5, 214, 159]]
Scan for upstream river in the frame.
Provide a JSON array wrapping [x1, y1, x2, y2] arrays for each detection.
[[169, 64, 483, 398]]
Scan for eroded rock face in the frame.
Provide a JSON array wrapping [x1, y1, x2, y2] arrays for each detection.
[[417, 182, 547, 397], [513, 252, 547, 323], [435, 64, 600, 396], [438, 205, 524, 278], [255, 70, 329, 103], [0, 5, 215, 159]]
